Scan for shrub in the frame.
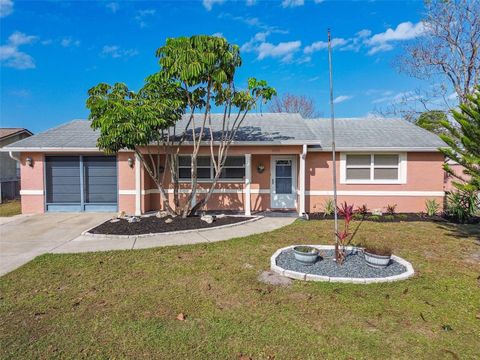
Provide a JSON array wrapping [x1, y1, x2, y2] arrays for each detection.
[[355, 204, 369, 216], [384, 215, 395, 221], [397, 214, 408, 220], [386, 204, 397, 215], [368, 215, 380, 221], [352, 213, 364, 221], [323, 199, 335, 216], [425, 199, 440, 217], [446, 190, 478, 223], [364, 244, 392, 257]]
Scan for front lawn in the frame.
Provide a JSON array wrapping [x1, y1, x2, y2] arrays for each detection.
[[0, 199, 21, 217], [1, 220, 479, 359]]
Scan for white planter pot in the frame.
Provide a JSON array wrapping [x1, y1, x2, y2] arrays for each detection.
[[364, 251, 391, 268], [293, 246, 319, 265]]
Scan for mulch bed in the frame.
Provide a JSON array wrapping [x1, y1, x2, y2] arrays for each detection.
[[308, 212, 480, 224], [308, 212, 446, 223], [88, 215, 253, 235]]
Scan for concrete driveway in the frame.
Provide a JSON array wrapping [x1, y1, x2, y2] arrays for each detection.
[[0, 213, 113, 276]]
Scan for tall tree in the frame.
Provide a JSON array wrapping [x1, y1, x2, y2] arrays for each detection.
[[399, 0, 480, 104], [415, 110, 449, 135], [440, 85, 480, 193], [269, 93, 320, 118], [87, 35, 275, 217]]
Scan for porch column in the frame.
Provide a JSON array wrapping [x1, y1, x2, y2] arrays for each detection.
[[299, 144, 307, 216], [135, 153, 141, 216], [245, 154, 252, 216]]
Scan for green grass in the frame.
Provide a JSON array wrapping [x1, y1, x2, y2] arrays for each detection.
[[0, 199, 21, 217], [1, 220, 479, 359]]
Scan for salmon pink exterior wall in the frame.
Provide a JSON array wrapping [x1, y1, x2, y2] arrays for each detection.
[[20, 152, 45, 214], [117, 152, 136, 214], [306, 152, 445, 213]]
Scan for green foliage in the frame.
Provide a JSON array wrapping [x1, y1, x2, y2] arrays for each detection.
[[323, 199, 335, 216], [445, 190, 478, 223], [440, 85, 480, 193], [87, 82, 185, 153], [384, 215, 395, 221], [368, 215, 380, 221], [352, 213, 364, 221], [416, 111, 449, 136], [397, 214, 408, 220], [355, 204, 369, 216], [385, 204, 397, 215], [425, 199, 440, 217]]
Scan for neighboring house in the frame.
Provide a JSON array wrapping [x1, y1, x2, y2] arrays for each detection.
[[2, 114, 446, 215], [0, 128, 33, 202]]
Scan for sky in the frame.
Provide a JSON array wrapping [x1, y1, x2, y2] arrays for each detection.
[[1, 0, 435, 133]]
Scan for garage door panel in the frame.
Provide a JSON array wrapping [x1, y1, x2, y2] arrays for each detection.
[[46, 156, 117, 211]]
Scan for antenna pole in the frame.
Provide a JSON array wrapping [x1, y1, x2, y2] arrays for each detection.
[[328, 28, 339, 255]]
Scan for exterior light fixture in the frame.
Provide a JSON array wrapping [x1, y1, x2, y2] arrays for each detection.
[[257, 164, 265, 174], [26, 157, 33, 167], [127, 157, 134, 168]]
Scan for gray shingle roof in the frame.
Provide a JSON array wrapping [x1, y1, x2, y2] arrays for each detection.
[[306, 117, 446, 150], [3, 114, 446, 151]]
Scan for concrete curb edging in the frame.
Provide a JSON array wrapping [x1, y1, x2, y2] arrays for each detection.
[[81, 215, 264, 239], [270, 245, 415, 284]]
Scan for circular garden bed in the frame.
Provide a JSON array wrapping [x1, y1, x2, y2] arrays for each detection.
[[271, 245, 414, 284]]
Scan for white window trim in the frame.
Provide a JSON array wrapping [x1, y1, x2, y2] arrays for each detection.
[[177, 155, 245, 183], [340, 153, 407, 185]]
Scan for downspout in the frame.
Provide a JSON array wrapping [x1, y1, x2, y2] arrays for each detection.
[[299, 144, 307, 217], [8, 151, 20, 162]]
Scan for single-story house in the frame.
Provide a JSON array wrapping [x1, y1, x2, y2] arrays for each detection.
[[3, 113, 447, 216], [0, 128, 33, 201]]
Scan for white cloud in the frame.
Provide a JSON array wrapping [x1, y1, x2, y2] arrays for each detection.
[[212, 32, 224, 38], [135, 9, 156, 27], [366, 21, 426, 55], [106, 2, 119, 13], [256, 41, 301, 61], [333, 95, 353, 104], [9, 88, 30, 97], [203, 0, 225, 11], [372, 91, 419, 104], [281, 0, 304, 8], [0, 0, 13, 18], [0, 31, 37, 69], [60, 37, 80, 47], [101, 45, 138, 59], [304, 38, 347, 54], [246, 0, 256, 5], [242, 32, 301, 62]]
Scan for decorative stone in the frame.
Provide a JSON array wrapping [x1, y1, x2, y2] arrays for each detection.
[[201, 215, 214, 224], [118, 211, 126, 218], [127, 216, 140, 223], [156, 211, 169, 219], [110, 219, 120, 223], [216, 214, 226, 219], [258, 271, 293, 286], [165, 218, 173, 224], [372, 209, 383, 216]]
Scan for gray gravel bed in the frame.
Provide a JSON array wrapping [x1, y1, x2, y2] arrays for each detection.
[[276, 249, 407, 278]]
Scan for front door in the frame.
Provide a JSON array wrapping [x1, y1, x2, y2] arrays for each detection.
[[271, 156, 296, 209]]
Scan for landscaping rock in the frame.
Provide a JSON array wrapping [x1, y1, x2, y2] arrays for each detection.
[[201, 215, 214, 224], [156, 211, 169, 219], [127, 216, 140, 223], [216, 214, 226, 219], [165, 218, 173, 224], [258, 270, 293, 286], [110, 219, 120, 223], [118, 211, 126, 218]]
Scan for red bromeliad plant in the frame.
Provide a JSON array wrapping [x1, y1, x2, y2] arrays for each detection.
[[335, 202, 354, 265]]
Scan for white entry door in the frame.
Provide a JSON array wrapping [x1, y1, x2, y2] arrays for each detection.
[[271, 156, 296, 209]]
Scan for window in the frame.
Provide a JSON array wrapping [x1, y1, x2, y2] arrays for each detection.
[[178, 156, 245, 180], [342, 153, 405, 183]]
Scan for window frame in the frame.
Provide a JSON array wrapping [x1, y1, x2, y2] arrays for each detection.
[[340, 153, 407, 184], [177, 155, 246, 182]]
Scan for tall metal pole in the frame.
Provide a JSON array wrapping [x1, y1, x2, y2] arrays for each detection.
[[328, 29, 339, 252]]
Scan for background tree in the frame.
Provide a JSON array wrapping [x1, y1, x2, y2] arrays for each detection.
[[399, 0, 480, 103], [269, 93, 320, 118], [87, 35, 275, 217], [440, 85, 480, 193], [415, 110, 449, 135]]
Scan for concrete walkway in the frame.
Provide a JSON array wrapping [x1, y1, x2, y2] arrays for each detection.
[[0, 213, 295, 276], [51, 216, 295, 253]]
